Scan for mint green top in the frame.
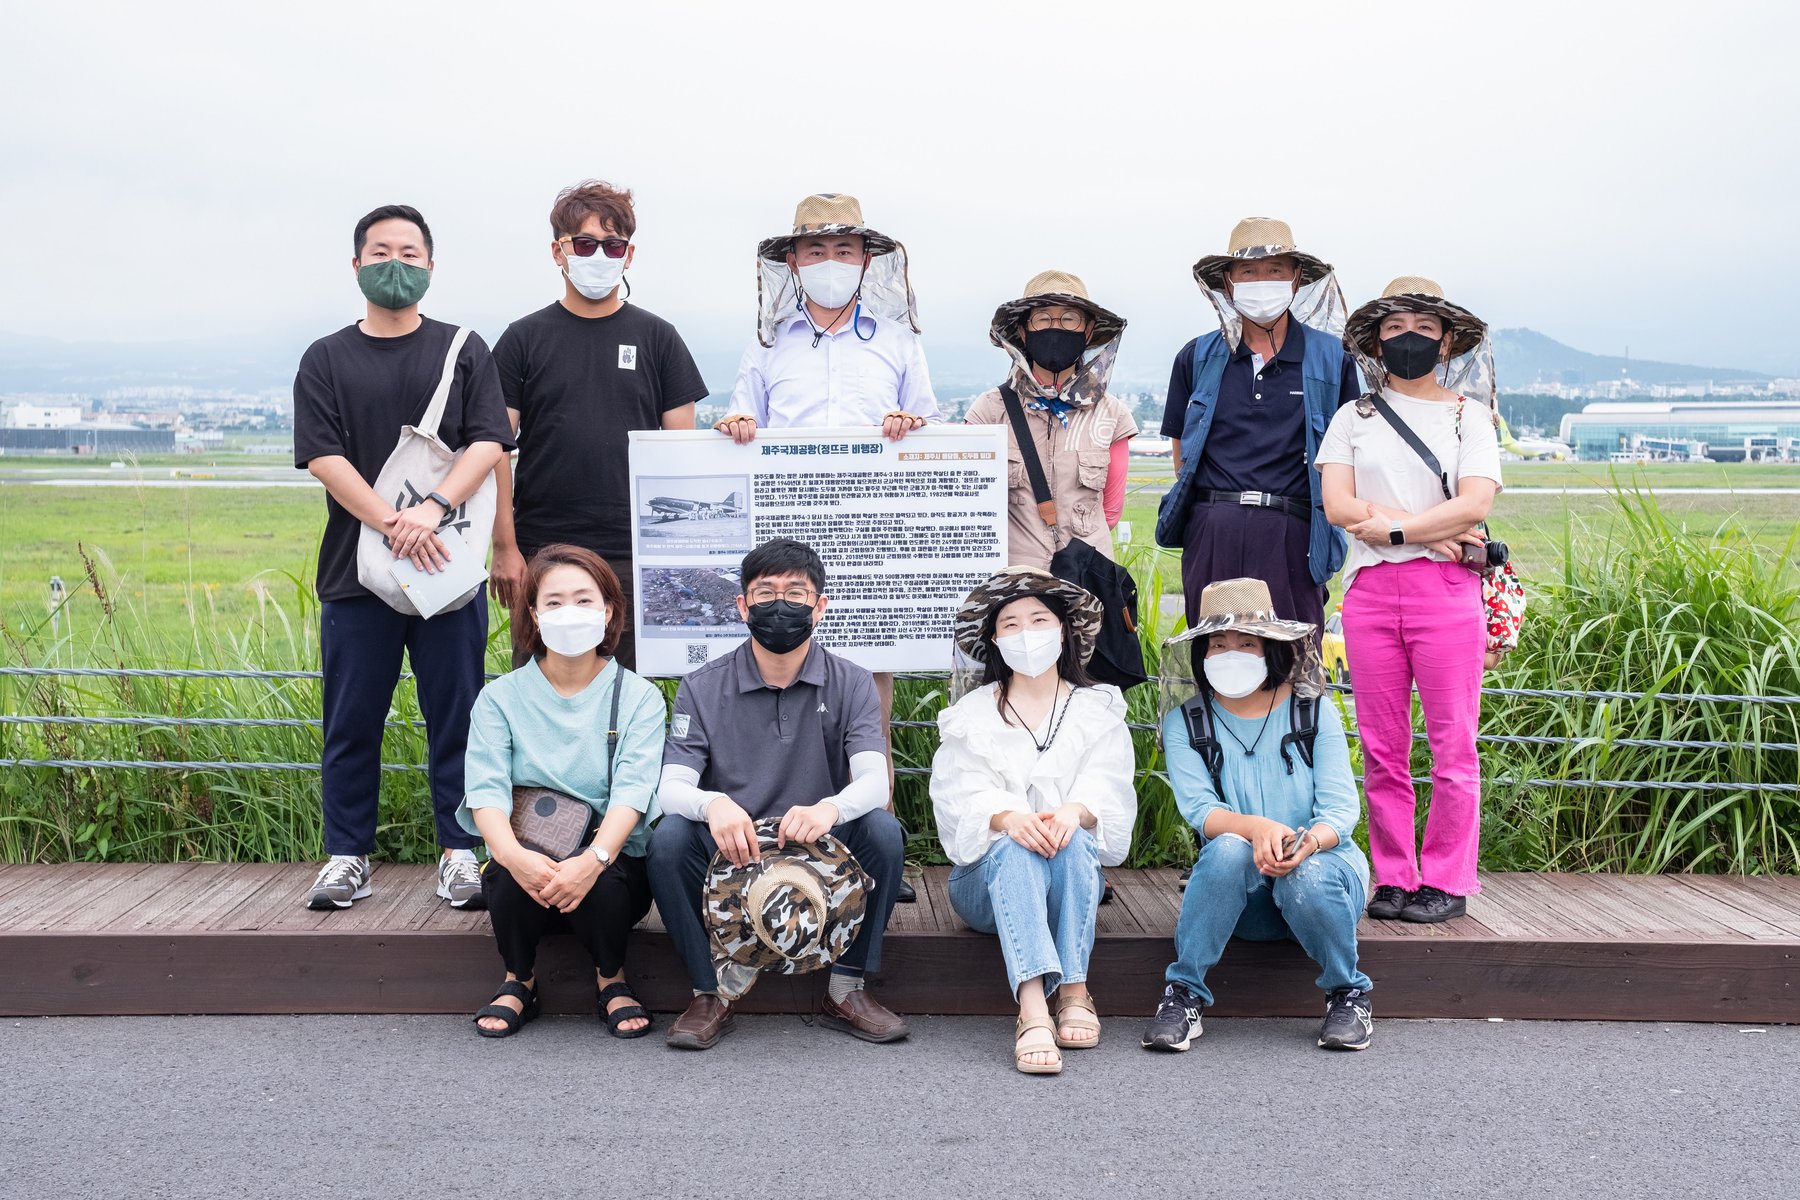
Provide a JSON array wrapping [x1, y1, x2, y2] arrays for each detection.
[[457, 658, 666, 857], [1161, 694, 1369, 890]]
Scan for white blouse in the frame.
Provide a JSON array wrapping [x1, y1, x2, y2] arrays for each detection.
[[930, 682, 1138, 868]]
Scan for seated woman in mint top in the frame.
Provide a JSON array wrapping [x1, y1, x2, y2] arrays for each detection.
[[1140, 578, 1373, 1055], [459, 545, 666, 1039], [931, 567, 1137, 1076]]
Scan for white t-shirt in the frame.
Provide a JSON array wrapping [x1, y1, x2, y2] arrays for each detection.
[[1314, 387, 1504, 592]]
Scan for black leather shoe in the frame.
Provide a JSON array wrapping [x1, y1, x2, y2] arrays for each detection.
[[895, 876, 916, 904], [1399, 885, 1467, 923], [1366, 885, 1411, 921]]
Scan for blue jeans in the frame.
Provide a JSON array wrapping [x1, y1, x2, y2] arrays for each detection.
[[948, 828, 1103, 997], [1168, 832, 1372, 1005]]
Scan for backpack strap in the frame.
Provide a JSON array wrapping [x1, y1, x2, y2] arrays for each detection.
[[999, 383, 1059, 528], [1179, 694, 1225, 796], [1278, 694, 1319, 776]]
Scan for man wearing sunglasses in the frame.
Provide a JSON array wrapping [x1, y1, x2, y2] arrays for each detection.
[[490, 179, 710, 669]]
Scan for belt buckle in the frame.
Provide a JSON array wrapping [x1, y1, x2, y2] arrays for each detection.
[[1237, 491, 1262, 507]]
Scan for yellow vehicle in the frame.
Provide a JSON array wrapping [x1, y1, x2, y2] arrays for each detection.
[[1322, 610, 1349, 684]]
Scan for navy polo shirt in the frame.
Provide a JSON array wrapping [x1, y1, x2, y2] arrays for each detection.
[[662, 639, 886, 821], [1158, 322, 1361, 499]]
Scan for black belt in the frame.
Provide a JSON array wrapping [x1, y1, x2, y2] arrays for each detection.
[[1191, 489, 1311, 521]]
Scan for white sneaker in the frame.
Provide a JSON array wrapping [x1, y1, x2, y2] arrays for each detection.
[[305, 855, 371, 910], [438, 849, 485, 909]]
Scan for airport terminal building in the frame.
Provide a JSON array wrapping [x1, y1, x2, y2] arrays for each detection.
[[1558, 401, 1800, 462]]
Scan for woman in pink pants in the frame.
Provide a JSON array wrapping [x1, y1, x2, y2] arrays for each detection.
[[1315, 277, 1501, 923]]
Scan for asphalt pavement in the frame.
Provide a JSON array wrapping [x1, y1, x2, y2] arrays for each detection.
[[5, 1013, 1795, 1199]]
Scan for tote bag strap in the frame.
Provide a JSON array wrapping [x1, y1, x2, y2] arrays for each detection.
[[417, 326, 473, 440], [1369, 393, 1453, 503]]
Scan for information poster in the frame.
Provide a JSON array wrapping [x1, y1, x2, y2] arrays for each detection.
[[628, 425, 1008, 676]]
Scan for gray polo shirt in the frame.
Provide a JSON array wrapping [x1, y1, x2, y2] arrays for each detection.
[[663, 639, 886, 821]]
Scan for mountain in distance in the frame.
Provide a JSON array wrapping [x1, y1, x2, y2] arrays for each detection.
[[1492, 327, 1772, 389], [0, 326, 1779, 400]]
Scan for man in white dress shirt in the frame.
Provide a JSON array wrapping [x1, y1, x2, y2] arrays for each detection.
[[718, 193, 942, 902]]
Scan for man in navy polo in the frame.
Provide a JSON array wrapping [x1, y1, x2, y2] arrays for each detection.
[[650, 537, 909, 1050], [1155, 218, 1360, 635]]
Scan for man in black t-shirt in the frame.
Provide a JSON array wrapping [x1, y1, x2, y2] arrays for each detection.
[[491, 179, 711, 670], [292, 204, 515, 914]]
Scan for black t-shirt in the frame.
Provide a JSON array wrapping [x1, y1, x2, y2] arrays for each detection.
[[1158, 323, 1361, 499], [494, 301, 710, 560], [293, 317, 515, 603]]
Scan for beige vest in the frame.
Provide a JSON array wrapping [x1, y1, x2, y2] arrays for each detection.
[[964, 388, 1138, 572]]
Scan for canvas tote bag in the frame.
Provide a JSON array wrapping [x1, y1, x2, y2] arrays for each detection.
[[356, 326, 497, 616]]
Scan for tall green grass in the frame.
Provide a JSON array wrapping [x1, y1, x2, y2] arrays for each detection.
[[3, 491, 1796, 872], [1478, 489, 1800, 873]]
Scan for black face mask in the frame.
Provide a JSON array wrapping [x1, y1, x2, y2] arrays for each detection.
[[1380, 331, 1443, 381], [744, 599, 815, 655], [1024, 328, 1087, 374]]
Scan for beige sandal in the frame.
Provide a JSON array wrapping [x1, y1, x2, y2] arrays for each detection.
[[1014, 1015, 1063, 1075], [1051, 991, 1102, 1049]]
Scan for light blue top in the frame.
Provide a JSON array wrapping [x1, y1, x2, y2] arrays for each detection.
[[1161, 694, 1368, 889], [458, 658, 666, 857]]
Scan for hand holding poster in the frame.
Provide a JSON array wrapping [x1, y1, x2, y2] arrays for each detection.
[[628, 425, 1008, 675]]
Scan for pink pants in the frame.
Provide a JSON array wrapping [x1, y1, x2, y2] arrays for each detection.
[[1340, 558, 1486, 896]]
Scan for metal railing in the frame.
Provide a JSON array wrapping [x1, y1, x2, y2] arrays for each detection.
[[3, 664, 1796, 794]]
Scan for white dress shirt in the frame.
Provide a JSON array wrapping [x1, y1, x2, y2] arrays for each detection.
[[929, 682, 1138, 867], [729, 308, 942, 428]]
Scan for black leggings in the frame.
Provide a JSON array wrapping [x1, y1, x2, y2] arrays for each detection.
[[483, 853, 653, 981]]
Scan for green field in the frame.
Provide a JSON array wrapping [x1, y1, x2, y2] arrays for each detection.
[[3, 462, 1799, 652]]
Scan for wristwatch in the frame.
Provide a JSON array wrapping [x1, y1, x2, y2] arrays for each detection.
[[1387, 521, 1405, 546], [589, 842, 611, 868], [426, 491, 453, 511]]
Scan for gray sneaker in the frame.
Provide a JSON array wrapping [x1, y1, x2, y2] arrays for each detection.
[[437, 849, 485, 909], [305, 855, 371, 910]]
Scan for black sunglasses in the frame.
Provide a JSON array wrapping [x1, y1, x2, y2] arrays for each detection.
[[561, 235, 629, 259]]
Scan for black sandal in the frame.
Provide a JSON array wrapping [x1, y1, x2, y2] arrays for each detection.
[[598, 980, 653, 1039], [473, 979, 540, 1039]]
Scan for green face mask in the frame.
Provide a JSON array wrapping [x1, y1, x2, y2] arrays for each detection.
[[356, 259, 432, 310]]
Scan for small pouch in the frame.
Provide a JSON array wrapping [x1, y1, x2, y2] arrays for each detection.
[[509, 787, 596, 861]]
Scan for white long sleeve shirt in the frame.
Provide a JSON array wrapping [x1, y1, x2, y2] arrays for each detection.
[[729, 310, 942, 429], [929, 682, 1138, 867]]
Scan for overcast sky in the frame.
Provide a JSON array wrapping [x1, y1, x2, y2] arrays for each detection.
[[3, 0, 1796, 380]]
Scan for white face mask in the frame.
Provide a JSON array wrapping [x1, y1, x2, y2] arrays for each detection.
[[536, 605, 608, 657], [994, 628, 1063, 678], [797, 259, 863, 309], [1230, 280, 1295, 324], [564, 250, 626, 301], [1203, 650, 1267, 698]]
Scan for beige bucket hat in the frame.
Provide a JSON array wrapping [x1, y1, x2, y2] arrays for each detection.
[[756, 193, 899, 262], [1163, 578, 1325, 697], [1193, 217, 1333, 291], [1344, 275, 1488, 359], [989, 270, 1127, 348]]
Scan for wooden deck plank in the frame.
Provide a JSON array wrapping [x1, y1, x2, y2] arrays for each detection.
[[885, 867, 937, 933], [921, 864, 970, 933], [0, 864, 66, 908], [1671, 876, 1800, 940], [5, 866, 1798, 1020]]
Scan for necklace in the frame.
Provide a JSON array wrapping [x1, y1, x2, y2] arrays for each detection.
[[1005, 683, 1073, 755], [1214, 694, 1276, 758]]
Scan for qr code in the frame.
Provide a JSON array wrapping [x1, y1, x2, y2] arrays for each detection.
[[685, 643, 709, 665]]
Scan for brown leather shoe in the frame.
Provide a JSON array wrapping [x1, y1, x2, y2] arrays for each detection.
[[666, 994, 734, 1050], [820, 988, 910, 1043]]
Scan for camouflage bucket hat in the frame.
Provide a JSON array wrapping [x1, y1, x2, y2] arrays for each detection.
[[989, 270, 1127, 350], [1344, 275, 1488, 359], [1192, 217, 1333, 291], [756, 193, 899, 263], [1163, 578, 1324, 698], [703, 820, 872, 999], [953, 566, 1104, 665]]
